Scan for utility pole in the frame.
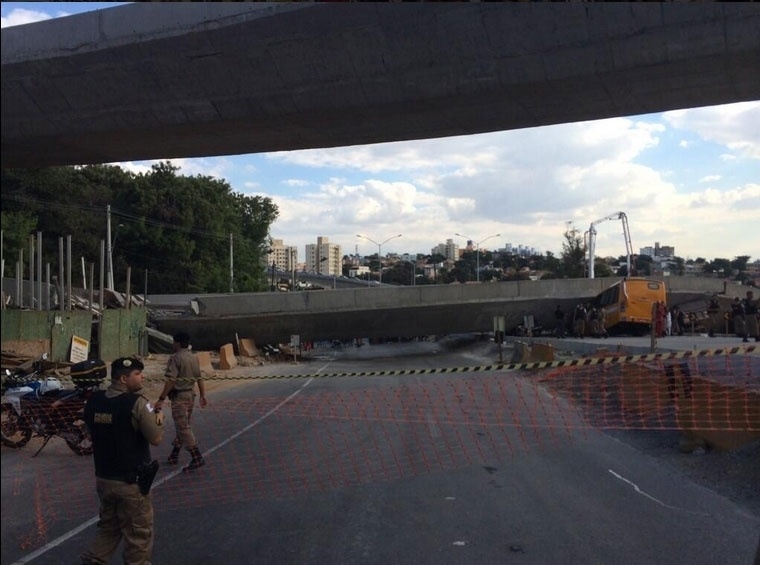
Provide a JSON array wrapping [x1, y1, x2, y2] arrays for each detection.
[[229, 233, 234, 292], [106, 205, 114, 290], [291, 248, 296, 291]]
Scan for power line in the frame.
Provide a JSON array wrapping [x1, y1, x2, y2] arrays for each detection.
[[2, 193, 230, 241]]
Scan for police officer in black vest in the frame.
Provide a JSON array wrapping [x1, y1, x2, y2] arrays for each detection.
[[82, 357, 164, 565]]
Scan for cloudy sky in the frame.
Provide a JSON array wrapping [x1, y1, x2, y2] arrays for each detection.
[[3, 3, 758, 262]]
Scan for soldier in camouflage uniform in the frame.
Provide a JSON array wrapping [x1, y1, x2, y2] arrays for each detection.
[[154, 332, 208, 471]]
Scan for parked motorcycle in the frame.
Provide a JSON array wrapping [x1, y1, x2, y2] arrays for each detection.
[[1, 357, 106, 456]]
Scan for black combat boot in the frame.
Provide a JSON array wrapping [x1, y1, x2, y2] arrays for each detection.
[[183, 447, 205, 472], [167, 444, 181, 465]]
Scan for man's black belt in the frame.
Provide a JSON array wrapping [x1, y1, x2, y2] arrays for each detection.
[[97, 473, 136, 483]]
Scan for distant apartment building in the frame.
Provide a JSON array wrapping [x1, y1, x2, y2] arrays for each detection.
[[500, 243, 540, 257], [431, 239, 459, 262], [267, 239, 298, 272], [305, 236, 342, 275], [640, 241, 675, 258], [399, 253, 417, 263], [348, 265, 370, 278]]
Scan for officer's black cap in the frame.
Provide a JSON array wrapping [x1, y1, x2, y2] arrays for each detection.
[[111, 357, 144, 379]]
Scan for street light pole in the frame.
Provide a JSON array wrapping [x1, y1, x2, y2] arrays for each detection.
[[455, 232, 501, 282], [356, 233, 402, 285], [290, 248, 296, 291]]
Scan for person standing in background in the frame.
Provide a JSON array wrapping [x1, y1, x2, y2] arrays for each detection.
[[665, 307, 672, 336], [573, 303, 587, 338], [553, 305, 566, 338], [677, 307, 686, 336], [731, 297, 747, 341], [742, 290, 759, 342], [154, 332, 207, 472]]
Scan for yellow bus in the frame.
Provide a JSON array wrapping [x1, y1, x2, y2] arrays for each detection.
[[594, 277, 667, 335]]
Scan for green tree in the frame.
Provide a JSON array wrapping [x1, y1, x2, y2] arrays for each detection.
[[730, 255, 751, 282], [560, 226, 586, 278], [453, 252, 475, 282], [0, 210, 38, 266], [672, 256, 686, 276], [538, 251, 561, 278], [2, 165, 137, 280], [383, 261, 415, 286], [703, 257, 731, 278], [633, 255, 652, 276], [593, 259, 613, 278], [428, 253, 446, 283], [0, 163, 278, 294]]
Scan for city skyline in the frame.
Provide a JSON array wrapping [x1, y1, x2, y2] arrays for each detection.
[[3, 3, 758, 263], [279, 234, 728, 268]]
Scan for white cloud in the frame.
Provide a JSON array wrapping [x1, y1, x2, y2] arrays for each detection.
[[283, 179, 309, 188], [1, 8, 56, 28], [664, 102, 760, 159], [698, 175, 721, 184], [261, 107, 758, 261], [105, 101, 755, 262]]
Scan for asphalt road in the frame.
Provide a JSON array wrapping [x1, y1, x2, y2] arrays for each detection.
[[2, 339, 758, 565]]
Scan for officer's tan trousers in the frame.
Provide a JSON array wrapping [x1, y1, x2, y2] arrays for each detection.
[[81, 478, 153, 565], [170, 390, 198, 449]]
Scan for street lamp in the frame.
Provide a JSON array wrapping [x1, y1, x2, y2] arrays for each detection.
[[455, 232, 501, 282], [356, 233, 402, 285], [290, 248, 297, 291]]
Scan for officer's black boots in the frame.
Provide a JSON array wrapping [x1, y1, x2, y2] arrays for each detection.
[[168, 444, 205, 471], [183, 447, 205, 472]]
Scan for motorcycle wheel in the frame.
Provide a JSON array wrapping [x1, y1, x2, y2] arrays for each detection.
[[1, 403, 32, 448], [65, 421, 93, 456]]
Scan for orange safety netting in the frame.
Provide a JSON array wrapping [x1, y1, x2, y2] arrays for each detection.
[[5, 348, 758, 551]]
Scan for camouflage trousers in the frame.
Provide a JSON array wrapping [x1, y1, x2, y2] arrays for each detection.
[[170, 389, 198, 449], [81, 478, 153, 565]]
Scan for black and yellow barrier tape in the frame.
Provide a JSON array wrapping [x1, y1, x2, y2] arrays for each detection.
[[121, 344, 756, 383], [54, 345, 756, 384]]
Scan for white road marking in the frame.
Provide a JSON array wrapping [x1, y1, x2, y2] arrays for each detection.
[[11, 361, 333, 565], [608, 469, 710, 516]]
